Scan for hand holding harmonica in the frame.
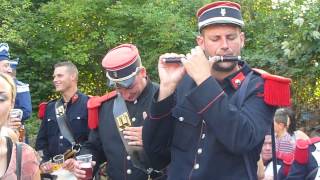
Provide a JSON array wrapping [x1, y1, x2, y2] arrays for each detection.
[[162, 55, 241, 63]]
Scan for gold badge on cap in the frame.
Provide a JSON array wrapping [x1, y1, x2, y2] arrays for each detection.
[[221, 8, 226, 16]]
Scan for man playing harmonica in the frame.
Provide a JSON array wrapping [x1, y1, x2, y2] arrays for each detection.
[[143, 1, 291, 179]]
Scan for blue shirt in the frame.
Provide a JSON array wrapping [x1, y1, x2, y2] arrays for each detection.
[[14, 79, 32, 122]]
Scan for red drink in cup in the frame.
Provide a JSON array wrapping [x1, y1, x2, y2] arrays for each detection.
[[76, 154, 93, 180], [79, 162, 93, 180]]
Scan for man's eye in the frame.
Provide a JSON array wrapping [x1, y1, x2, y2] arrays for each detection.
[[227, 35, 237, 40], [210, 37, 219, 41]]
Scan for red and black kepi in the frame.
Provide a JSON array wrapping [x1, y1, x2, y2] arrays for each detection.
[[102, 43, 141, 88], [197, 1, 244, 31]]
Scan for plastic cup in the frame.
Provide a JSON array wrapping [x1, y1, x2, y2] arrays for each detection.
[[76, 154, 93, 180], [9, 109, 23, 121], [52, 154, 64, 171]]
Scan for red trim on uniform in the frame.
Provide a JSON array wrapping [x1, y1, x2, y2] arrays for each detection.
[[149, 111, 172, 120], [71, 93, 79, 104], [198, 91, 224, 114], [255, 81, 263, 89], [197, 1, 241, 17], [231, 72, 245, 89], [38, 102, 48, 120], [256, 92, 264, 97]]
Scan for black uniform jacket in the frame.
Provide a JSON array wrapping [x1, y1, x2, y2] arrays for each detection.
[[35, 92, 89, 162], [80, 80, 163, 180], [143, 62, 276, 180]]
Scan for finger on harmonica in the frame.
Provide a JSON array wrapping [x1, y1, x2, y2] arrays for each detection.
[[162, 57, 183, 63]]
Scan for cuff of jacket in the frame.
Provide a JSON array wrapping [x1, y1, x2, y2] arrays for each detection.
[[149, 90, 175, 120]]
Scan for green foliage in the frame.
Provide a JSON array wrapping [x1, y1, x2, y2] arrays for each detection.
[[241, 0, 320, 112], [25, 114, 41, 147], [1, 0, 320, 126]]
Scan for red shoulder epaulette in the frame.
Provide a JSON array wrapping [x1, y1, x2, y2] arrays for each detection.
[[294, 137, 320, 166], [252, 68, 292, 107], [38, 102, 48, 120], [87, 91, 117, 129], [277, 151, 294, 176], [295, 139, 310, 164]]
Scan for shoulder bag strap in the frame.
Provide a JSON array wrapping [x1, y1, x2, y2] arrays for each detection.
[[55, 99, 76, 145], [113, 93, 153, 175], [237, 71, 255, 180], [238, 71, 278, 180], [16, 142, 22, 180], [5, 136, 13, 172]]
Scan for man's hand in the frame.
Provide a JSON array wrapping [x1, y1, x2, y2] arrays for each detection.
[[158, 53, 186, 101], [123, 126, 143, 146], [62, 159, 76, 171], [182, 46, 212, 86], [63, 159, 96, 179]]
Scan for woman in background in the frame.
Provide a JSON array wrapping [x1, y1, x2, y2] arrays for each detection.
[[284, 108, 309, 141], [0, 72, 40, 180]]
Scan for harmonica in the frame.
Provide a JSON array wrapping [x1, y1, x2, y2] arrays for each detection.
[[163, 56, 241, 63]]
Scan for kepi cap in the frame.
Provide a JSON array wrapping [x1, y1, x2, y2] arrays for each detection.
[[0, 43, 10, 61], [197, 1, 244, 31], [102, 44, 141, 88]]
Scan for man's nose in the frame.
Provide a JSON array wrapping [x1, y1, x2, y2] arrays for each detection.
[[7, 66, 12, 73], [220, 37, 229, 50], [266, 144, 272, 150]]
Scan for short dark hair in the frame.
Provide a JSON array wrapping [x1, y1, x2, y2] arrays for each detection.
[[54, 61, 78, 80], [274, 108, 289, 126]]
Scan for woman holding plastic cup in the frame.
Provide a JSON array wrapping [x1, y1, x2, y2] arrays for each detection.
[[7, 108, 22, 132], [0, 73, 41, 180]]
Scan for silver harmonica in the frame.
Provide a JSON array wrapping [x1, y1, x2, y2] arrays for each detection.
[[163, 56, 241, 63]]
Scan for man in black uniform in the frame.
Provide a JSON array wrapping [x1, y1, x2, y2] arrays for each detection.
[[64, 44, 164, 179], [143, 1, 291, 179], [35, 61, 89, 172]]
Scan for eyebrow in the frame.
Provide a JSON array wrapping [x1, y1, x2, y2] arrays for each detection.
[[0, 91, 9, 95]]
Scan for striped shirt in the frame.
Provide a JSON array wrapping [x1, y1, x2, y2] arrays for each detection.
[[276, 132, 295, 153]]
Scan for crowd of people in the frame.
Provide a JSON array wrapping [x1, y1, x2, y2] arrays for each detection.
[[0, 1, 319, 180]]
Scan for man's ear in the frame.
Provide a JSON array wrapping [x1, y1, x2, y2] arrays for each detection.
[[70, 73, 77, 81], [196, 35, 205, 49], [140, 67, 147, 78], [240, 32, 245, 48]]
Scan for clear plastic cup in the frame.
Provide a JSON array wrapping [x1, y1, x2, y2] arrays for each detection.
[[52, 154, 64, 171], [76, 154, 93, 180]]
